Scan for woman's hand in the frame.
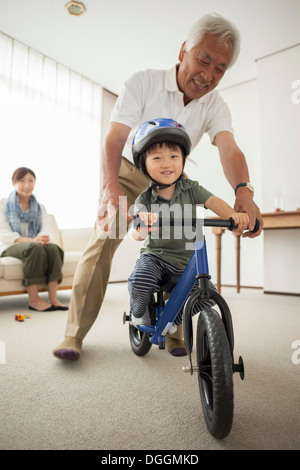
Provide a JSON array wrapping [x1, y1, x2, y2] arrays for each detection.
[[34, 235, 50, 246], [14, 235, 50, 245]]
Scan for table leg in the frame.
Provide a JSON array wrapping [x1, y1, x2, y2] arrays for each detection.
[[233, 232, 242, 293]]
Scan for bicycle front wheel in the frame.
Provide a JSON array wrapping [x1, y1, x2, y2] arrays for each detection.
[[196, 307, 234, 439]]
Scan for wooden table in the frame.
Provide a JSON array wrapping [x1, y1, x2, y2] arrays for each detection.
[[261, 210, 300, 229], [212, 211, 300, 293]]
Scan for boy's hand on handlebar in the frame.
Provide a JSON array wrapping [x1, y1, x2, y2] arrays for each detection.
[[230, 212, 250, 232], [132, 212, 159, 241], [138, 212, 159, 231]]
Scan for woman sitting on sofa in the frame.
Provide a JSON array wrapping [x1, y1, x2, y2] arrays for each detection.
[[0, 167, 68, 311]]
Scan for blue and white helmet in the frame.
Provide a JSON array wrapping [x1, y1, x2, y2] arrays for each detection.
[[132, 118, 191, 172]]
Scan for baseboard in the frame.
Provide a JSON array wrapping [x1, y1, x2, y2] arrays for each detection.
[[220, 284, 263, 290], [264, 290, 300, 297], [221, 285, 300, 296]]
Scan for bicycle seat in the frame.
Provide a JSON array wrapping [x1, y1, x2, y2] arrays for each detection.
[[158, 273, 181, 293]]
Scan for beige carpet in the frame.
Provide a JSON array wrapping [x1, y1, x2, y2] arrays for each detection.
[[0, 285, 299, 450]]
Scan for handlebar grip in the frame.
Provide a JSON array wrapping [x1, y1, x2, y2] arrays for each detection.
[[228, 217, 237, 231], [251, 218, 260, 234], [228, 217, 260, 233]]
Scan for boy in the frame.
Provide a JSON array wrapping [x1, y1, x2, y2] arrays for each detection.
[[128, 118, 249, 329]]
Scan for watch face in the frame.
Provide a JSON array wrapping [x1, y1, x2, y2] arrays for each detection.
[[246, 183, 254, 192]]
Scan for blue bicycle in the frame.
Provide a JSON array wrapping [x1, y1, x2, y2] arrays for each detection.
[[123, 216, 258, 439]]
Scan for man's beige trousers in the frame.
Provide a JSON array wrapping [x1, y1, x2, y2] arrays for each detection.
[[65, 158, 149, 340]]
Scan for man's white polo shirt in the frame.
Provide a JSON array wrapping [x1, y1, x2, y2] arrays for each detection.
[[110, 65, 233, 163]]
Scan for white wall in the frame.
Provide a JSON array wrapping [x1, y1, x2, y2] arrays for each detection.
[[263, 229, 300, 294], [257, 45, 300, 212], [257, 44, 300, 294], [185, 79, 263, 288]]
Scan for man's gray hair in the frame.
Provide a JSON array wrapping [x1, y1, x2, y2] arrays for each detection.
[[183, 13, 241, 68]]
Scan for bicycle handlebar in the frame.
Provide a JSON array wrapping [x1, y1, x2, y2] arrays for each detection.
[[133, 216, 260, 234], [207, 217, 260, 233]]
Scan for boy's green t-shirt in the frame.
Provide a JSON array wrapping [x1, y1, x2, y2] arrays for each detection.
[[134, 179, 213, 270]]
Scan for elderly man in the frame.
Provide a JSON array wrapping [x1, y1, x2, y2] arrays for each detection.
[[53, 13, 263, 361]]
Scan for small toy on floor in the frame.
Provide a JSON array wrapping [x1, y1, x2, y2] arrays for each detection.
[[15, 314, 31, 322]]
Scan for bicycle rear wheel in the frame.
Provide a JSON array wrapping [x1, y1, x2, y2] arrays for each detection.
[[196, 307, 234, 439], [129, 325, 152, 356]]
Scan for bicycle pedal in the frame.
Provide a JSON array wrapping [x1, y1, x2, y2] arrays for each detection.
[[123, 312, 130, 324]]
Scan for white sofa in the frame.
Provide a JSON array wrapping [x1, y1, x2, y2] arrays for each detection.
[[0, 215, 142, 296]]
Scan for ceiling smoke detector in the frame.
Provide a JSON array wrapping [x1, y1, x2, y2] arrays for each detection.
[[65, 1, 86, 16]]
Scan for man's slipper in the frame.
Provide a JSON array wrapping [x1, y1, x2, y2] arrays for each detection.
[[53, 337, 82, 361], [53, 348, 80, 361], [52, 305, 69, 311], [169, 347, 188, 357]]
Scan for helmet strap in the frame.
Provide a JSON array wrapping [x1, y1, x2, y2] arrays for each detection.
[[143, 174, 183, 210], [149, 173, 183, 190]]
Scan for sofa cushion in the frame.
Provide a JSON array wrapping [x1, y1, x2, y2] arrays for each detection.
[[0, 253, 82, 281], [0, 214, 92, 295], [1, 257, 23, 280]]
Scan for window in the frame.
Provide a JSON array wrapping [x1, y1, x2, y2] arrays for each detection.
[[0, 32, 102, 228]]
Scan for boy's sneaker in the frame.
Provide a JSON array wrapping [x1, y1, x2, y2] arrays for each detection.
[[130, 307, 151, 327], [167, 323, 177, 335]]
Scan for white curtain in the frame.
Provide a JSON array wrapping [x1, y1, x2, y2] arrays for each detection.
[[0, 32, 102, 228]]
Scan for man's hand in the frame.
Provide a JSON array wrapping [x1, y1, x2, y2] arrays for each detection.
[[97, 183, 132, 236], [97, 122, 132, 236], [234, 190, 263, 238]]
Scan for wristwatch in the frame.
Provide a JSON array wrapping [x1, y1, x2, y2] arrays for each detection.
[[235, 182, 254, 195]]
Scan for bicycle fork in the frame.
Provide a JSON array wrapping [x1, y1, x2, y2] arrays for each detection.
[[182, 238, 244, 380]]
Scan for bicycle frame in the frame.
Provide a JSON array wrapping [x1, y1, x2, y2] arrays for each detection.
[[135, 218, 236, 356]]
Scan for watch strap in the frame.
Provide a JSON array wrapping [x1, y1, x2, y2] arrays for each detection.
[[235, 182, 253, 195]]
